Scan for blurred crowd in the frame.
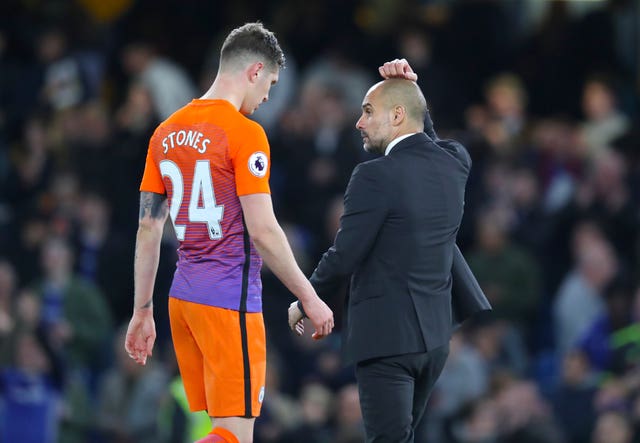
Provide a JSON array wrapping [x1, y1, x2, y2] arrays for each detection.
[[0, 0, 639, 442]]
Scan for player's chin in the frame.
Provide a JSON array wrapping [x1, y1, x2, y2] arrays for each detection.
[[240, 105, 257, 115]]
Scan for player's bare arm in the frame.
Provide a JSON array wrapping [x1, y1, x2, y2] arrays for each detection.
[[139, 190, 169, 221], [239, 193, 334, 338], [134, 191, 168, 310], [125, 191, 169, 365]]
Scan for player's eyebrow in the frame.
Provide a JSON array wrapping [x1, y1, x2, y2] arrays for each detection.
[[362, 103, 373, 111]]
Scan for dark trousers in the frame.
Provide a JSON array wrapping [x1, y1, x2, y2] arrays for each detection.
[[355, 345, 449, 443]]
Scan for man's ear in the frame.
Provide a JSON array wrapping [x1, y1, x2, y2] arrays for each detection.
[[392, 105, 406, 127], [247, 62, 264, 84]]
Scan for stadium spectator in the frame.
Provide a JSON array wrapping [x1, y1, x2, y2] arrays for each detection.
[[553, 222, 616, 355], [279, 382, 334, 443], [332, 383, 365, 442], [467, 207, 541, 342], [121, 42, 197, 120], [33, 236, 113, 371], [95, 325, 169, 443], [580, 75, 630, 158], [578, 275, 635, 373], [0, 331, 63, 443], [551, 350, 598, 443], [0, 259, 19, 366], [591, 410, 634, 443]]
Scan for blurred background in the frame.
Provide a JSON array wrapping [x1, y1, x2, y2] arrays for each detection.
[[0, 0, 639, 442]]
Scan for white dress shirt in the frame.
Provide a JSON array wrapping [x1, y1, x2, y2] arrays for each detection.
[[384, 133, 418, 156]]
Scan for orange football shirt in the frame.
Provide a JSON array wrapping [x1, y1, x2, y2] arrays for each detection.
[[140, 99, 270, 312]]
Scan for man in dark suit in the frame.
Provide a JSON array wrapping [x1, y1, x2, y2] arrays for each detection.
[[289, 60, 490, 442]]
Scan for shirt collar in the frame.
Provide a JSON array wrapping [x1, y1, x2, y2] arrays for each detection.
[[384, 133, 418, 156]]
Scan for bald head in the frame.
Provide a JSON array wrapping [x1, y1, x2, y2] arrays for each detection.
[[356, 78, 428, 154], [370, 79, 427, 127]]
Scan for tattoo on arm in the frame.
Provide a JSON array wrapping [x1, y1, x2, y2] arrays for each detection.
[[139, 192, 168, 220], [138, 299, 153, 310]]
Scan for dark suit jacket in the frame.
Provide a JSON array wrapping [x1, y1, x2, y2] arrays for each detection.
[[310, 132, 490, 365]]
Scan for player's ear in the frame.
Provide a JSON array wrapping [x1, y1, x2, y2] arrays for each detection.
[[247, 62, 264, 84]]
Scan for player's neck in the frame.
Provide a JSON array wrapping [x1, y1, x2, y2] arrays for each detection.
[[200, 75, 244, 111]]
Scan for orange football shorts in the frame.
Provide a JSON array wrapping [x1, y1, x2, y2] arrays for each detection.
[[168, 297, 266, 417]]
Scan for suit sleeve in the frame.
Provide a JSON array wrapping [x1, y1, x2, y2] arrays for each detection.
[[310, 162, 388, 299], [451, 244, 491, 326]]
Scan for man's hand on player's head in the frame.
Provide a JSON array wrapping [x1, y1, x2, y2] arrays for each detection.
[[379, 58, 418, 81]]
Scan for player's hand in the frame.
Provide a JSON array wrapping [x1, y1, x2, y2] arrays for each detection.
[[124, 309, 156, 365], [300, 296, 334, 340], [288, 301, 305, 336], [379, 58, 418, 81]]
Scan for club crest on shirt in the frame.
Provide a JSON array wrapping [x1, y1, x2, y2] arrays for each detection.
[[248, 152, 268, 177]]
